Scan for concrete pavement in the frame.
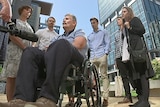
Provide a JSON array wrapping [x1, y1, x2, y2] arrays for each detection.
[[0, 94, 160, 107]]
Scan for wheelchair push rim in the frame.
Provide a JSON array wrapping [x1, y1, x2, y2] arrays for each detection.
[[83, 61, 102, 107]]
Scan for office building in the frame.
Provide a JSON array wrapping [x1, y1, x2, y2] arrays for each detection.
[[97, 0, 160, 81]]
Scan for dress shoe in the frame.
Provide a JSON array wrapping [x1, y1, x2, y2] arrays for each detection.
[[129, 100, 141, 107], [24, 97, 57, 107], [102, 99, 108, 107], [0, 99, 26, 107], [118, 97, 132, 104], [129, 101, 150, 107]]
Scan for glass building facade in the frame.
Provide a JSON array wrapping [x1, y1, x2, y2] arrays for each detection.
[[97, 0, 160, 81]]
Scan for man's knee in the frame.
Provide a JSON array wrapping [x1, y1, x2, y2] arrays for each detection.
[[22, 47, 36, 59], [23, 47, 34, 52], [49, 39, 71, 50], [55, 39, 70, 46]]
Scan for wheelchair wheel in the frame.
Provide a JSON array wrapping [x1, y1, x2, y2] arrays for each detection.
[[83, 61, 101, 107]]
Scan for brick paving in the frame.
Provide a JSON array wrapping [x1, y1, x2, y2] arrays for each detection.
[[0, 94, 160, 107]]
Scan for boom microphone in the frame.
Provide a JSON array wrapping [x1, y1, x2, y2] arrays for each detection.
[[13, 29, 38, 42], [7, 22, 38, 42]]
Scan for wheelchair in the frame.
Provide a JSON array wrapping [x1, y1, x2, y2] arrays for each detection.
[[58, 58, 102, 107], [0, 22, 102, 106]]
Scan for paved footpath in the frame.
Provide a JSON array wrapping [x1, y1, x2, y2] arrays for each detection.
[[0, 94, 160, 107]]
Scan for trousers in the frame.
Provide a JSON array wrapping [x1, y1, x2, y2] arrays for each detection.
[[116, 58, 135, 98], [134, 62, 149, 102], [14, 39, 84, 103], [90, 54, 109, 100]]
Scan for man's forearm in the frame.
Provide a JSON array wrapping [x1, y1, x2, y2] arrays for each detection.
[[0, 0, 10, 6]]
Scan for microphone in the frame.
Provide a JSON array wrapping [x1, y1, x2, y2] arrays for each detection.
[[7, 22, 38, 42], [0, 23, 38, 42]]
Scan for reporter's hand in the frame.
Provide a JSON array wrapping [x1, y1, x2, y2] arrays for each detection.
[[124, 22, 130, 29], [0, 0, 12, 22]]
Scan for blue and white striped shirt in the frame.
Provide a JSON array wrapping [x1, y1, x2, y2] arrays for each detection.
[[115, 28, 127, 59], [115, 30, 123, 59]]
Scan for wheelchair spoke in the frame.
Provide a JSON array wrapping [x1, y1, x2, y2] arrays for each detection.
[[92, 64, 102, 107], [83, 61, 102, 107], [58, 60, 101, 107]]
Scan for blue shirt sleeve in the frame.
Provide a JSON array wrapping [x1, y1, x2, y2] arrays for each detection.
[[103, 29, 110, 54]]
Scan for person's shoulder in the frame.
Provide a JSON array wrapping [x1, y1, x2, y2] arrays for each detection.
[[74, 29, 85, 35], [100, 29, 109, 35], [132, 17, 141, 21], [35, 28, 45, 35], [53, 31, 59, 36], [36, 28, 47, 32], [73, 29, 86, 38], [133, 17, 139, 19], [36, 29, 43, 32], [97, 28, 107, 33], [74, 29, 85, 33], [101, 29, 108, 32]]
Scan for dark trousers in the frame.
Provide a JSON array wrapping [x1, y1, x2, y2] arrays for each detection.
[[134, 62, 149, 102], [0, 20, 9, 64], [14, 39, 84, 103], [116, 58, 134, 98]]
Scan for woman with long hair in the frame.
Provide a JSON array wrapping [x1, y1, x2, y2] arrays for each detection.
[[121, 6, 154, 107], [115, 16, 135, 104]]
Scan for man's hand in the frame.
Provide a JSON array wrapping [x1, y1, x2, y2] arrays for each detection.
[[72, 36, 87, 50], [0, 0, 12, 22]]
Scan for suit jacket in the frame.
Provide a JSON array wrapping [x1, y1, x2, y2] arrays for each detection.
[[126, 17, 155, 80]]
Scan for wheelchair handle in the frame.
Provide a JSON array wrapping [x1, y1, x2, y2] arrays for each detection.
[[0, 22, 38, 42]]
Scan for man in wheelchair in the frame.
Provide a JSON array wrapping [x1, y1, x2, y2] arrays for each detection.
[[0, 14, 88, 107]]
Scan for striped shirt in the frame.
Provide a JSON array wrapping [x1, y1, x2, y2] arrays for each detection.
[[115, 29, 124, 59]]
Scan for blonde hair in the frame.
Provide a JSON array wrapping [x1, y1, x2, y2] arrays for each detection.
[[122, 6, 134, 21]]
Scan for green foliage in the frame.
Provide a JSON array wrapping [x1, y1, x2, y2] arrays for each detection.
[[122, 90, 137, 97], [0, 65, 2, 73], [151, 58, 160, 80], [131, 90, 137, 97]]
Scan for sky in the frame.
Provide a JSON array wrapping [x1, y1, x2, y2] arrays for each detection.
[[40, 0, 101, 36]]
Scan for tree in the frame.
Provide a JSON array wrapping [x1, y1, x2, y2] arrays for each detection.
[[151, 58, 160, 80]]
